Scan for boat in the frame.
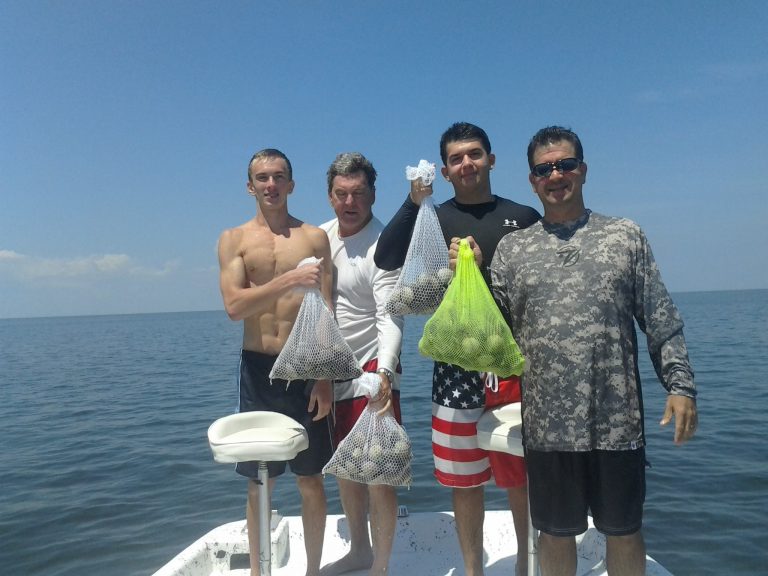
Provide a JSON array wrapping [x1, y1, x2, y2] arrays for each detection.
[[152, 508, 673, 575], [153, 408, 673, 575]]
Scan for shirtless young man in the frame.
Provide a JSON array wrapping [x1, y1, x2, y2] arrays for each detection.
[[218, 148, 334, 576]]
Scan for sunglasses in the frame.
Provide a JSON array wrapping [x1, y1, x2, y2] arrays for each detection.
[[531, 157, 582, 178]]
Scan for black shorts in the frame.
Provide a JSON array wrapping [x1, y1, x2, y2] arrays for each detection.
[[525, 448, 646, 537], [235, 350, 334, 479]]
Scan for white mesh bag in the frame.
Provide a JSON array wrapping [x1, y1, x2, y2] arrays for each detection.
[[385, 163, 452, 316], [270, 258, 363, 382], [323, 373, 412, 486]]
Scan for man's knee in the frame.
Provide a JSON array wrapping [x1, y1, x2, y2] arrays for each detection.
[[453, 485, 484, 498], [296, 474, 324, 497], [368, 483, 395, 498], [507, 485, 527, 499], [606, 530, 645, 551], [539, 532, 576, 550], [605, 530, 646, 575]]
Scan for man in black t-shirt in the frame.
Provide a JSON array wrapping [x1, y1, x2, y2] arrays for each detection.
[[374, 123, 540, 576]]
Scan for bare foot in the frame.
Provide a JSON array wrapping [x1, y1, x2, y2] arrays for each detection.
[[319, 550, 374, 576]]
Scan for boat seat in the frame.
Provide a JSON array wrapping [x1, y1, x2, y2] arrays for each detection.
[[207, 411, 309, 463], [477, 402, 539, 576], [208, 411, 309, 576], [476, 402, 523, 457]]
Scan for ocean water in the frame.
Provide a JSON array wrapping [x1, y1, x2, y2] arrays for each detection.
[[1, 289, 766, 576]]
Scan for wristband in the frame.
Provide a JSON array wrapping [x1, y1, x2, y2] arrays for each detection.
[[377, 368, 394, 381]]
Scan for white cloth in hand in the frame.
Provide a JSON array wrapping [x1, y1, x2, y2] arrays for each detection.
[[405, 159, 436, 185]]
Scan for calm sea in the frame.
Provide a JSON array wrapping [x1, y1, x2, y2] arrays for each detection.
[[1, 289, 766, 576]]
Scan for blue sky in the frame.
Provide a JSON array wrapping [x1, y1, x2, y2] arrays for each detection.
[[1, 1, 766, 318]]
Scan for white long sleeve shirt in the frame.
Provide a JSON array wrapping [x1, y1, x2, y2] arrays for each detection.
[[321, 216, 404, 399]]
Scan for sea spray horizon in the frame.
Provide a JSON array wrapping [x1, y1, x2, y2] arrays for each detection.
[[1, 289, 766, 575]]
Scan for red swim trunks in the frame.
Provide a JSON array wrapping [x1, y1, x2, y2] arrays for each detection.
[[332, 358, 402, 447]]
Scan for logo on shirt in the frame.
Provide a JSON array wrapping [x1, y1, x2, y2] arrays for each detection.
[[556, 245, 580, 267], [503, 219, 519, 228]]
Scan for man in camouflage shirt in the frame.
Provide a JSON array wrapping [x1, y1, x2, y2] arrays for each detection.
[[489, 126, 698, 576]]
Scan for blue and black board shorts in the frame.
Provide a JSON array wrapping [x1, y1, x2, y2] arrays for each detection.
[[235, 349, 334, 479]]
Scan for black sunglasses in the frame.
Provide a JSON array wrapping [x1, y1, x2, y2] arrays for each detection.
[[531, 157, 582, 178]]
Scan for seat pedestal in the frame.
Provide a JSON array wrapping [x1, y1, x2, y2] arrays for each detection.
[[208, 411, 309, 576], [477, 403, 539, 576]]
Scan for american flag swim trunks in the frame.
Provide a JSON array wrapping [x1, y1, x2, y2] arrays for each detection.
[[431, 361, 491, 487]]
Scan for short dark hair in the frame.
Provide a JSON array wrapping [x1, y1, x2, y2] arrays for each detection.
[[439, 122, 492, 165], [326, 152, 377, 194], [527, 126, 584, 170], [247, 148, 293, 182]]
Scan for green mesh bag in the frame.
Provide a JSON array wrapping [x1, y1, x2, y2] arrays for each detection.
[[418, 239, 525, 377]]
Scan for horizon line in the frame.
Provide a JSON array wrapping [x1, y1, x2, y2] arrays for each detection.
[[1, 287, 767, 321]]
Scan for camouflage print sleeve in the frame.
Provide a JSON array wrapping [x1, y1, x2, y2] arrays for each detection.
[[490, 231, 525, 338], [632, 223, 696, 398]]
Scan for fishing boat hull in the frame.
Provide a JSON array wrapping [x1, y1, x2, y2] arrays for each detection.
[[153, 509, 673, 575]]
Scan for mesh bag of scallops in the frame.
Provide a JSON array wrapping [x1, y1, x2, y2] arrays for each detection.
[[270, 257, 363, 384], [385, 198, 453, 317], [418, 239, 525, 377], [323, 373, 413, 486]]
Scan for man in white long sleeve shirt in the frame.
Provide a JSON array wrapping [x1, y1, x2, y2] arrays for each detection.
[[319, 152, 404, 576]]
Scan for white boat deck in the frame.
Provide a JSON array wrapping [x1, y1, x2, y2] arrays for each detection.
[[154, 510, 673, 576], [173, 409, 674, 575]]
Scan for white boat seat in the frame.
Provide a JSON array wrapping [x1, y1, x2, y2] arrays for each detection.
[[207, 411, 309, 464], [476, 403, 524, 457]]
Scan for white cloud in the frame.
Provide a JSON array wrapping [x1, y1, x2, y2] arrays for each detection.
[[0, 249, 23, 260], [0, 249, 177, 281]]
